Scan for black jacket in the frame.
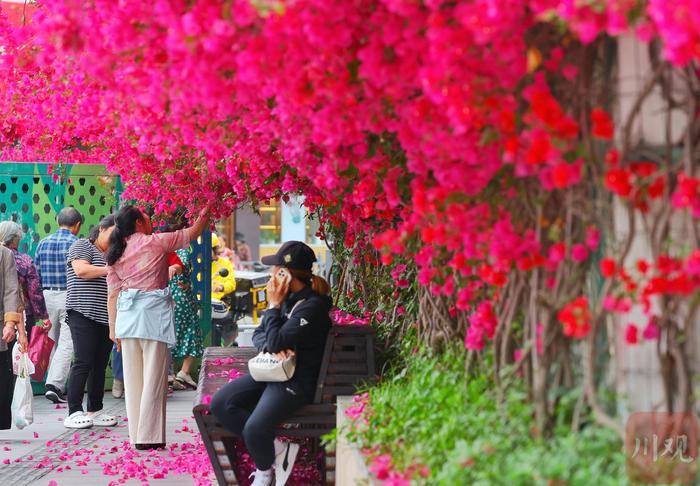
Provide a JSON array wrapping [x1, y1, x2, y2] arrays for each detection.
[[252, 286, 332, 398]]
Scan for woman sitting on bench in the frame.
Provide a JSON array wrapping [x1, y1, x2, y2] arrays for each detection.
[[211, 241, 332, 486]]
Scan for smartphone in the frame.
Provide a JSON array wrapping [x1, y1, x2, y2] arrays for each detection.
[[276, 268, 290, 282]]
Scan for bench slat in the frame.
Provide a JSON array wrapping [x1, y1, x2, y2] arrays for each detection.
[[324, 374, 373, 385], [329, 326, 374, 335], [327, 362, 369, 373], [329, 351, 366, 361], [321, 385, 360, 396], [332, 336, 367, 346], [292, 404, 336, 415]]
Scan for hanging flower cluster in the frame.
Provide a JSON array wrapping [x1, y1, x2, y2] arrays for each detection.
[[604, 161, 666, 213], [672, 173, 700, 217], [599, 251, 700, 345], [558, 296, 592, 339]]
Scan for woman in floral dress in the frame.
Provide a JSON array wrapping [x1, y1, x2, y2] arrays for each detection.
[[170, 245, 203, 389]]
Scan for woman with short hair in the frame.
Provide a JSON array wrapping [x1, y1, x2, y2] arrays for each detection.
[[63, 214, 117, 429]]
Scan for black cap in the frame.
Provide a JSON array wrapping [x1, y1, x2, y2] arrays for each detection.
[[261, 241, 316, 271]]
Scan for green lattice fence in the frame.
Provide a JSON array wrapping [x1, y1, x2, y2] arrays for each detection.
[[0, 163, 122, 394], [0, 163, 121, 254]]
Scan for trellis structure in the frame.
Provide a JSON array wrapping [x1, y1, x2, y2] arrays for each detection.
[[0, 163, 120, 253]]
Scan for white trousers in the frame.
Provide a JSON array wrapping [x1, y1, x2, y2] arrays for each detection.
[[121, 338, 169, 445], [44, 290, 73, 392]]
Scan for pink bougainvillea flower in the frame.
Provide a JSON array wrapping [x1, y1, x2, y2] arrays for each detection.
[[585, 226, 600, 250], [369, 454, 392, 481], [548, 242, 566, 264], [648, 0, 700, 66], [643, 320, 661, 340], [345, 403, 366, 421], [625, 324, 639, 345], [465, 325, 486, 351], [384, 473, 411, 486], [672, 173, 700, 217], [562, 64, 579, 80], [603, 295, 618, 312], [571, 244, 589, 263]]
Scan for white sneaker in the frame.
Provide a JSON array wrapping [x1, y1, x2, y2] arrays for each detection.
[[249, 468, 274, 486], [273, 439, 299, 486], [87, 412, 117, 427], [112, 379, 124, 398], [64, 411, 93, 429]]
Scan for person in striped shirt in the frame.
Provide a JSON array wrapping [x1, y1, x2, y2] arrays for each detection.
[[35, 207, 83, 404]]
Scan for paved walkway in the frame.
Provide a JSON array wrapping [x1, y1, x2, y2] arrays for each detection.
[[0, 390, 215, 486]]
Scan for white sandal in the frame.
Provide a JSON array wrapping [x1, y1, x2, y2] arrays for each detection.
[[89, 413, 117, 427], [64, 411, 94, 429]]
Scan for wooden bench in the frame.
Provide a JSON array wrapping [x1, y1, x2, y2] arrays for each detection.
[[193, 325, 376, 485]]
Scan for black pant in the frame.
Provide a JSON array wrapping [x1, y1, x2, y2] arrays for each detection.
[[210, 374, 310, 470], [0, 343, 16, 430], [67, 310, 113, 415], [211, 317, 238, 348], [25, 319, 34, 345]]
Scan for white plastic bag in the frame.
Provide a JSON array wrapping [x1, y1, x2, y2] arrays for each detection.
[[11, 339, 21, 375], [11, 345, 35, 429]]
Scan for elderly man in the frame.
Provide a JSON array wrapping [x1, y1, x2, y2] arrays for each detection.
[[35, 207, 83, 404], [0, 244, 25, 430]]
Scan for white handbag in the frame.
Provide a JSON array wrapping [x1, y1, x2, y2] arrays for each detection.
[[248, 300, 305, 382], [248, 352, 297, 382]]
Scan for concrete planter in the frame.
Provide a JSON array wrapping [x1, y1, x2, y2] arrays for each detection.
[[335, 395, 381, 486]]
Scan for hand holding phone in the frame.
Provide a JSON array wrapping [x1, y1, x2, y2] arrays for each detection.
[[267, 267, 291, 307]]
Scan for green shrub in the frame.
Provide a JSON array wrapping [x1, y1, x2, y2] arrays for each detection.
[[347, 345, 628, 485]]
